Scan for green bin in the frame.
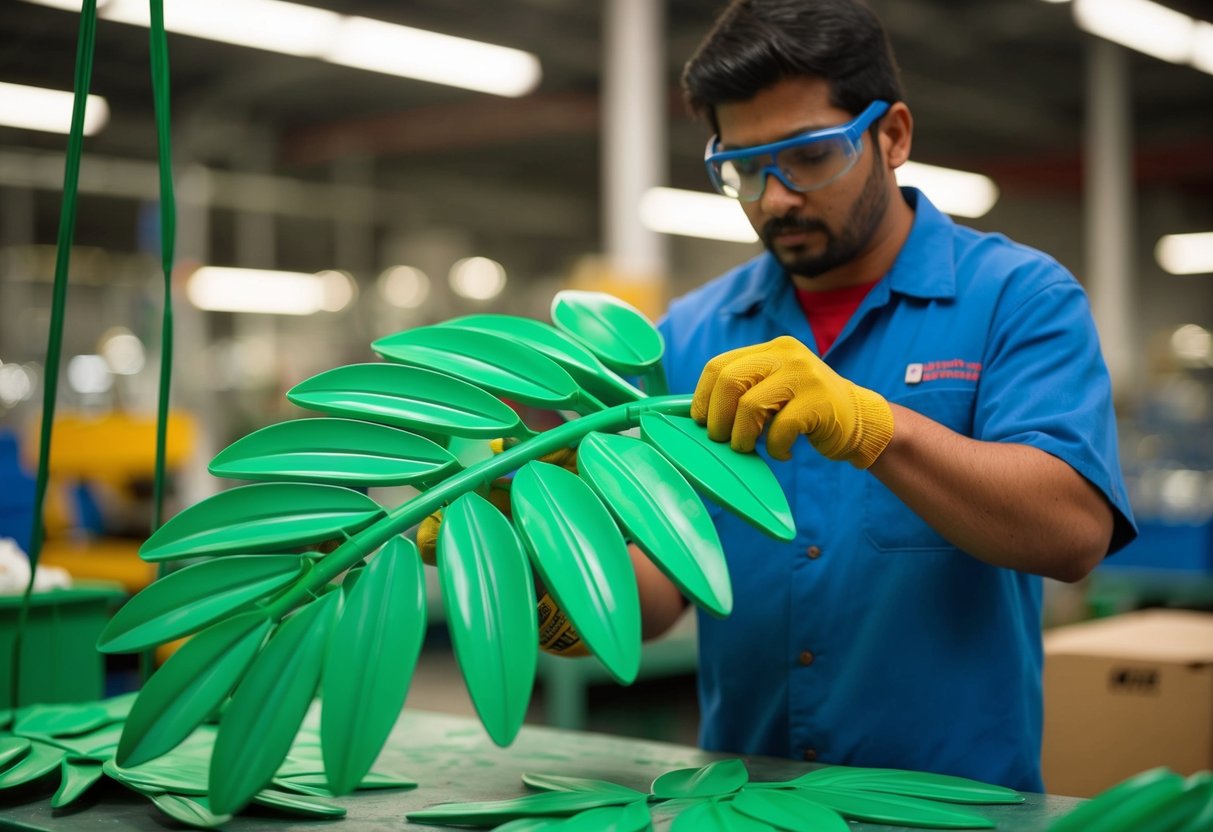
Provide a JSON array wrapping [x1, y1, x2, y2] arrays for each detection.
[[0, 583, 125, 708]]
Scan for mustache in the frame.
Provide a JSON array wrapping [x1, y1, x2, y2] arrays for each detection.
[[761, 216, 830, 241]]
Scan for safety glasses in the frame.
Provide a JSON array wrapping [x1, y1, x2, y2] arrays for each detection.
[[704, 100, 890, 202]]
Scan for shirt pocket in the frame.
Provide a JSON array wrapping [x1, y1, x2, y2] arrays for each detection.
[[863, 389, 975, 553]]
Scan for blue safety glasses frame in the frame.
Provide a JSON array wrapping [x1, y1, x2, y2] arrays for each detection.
[[704, 100, 891, 202]]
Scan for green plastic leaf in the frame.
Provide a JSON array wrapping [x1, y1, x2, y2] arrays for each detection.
[[522, 772, 647, 799], [511, 461, 641, 685], [253, 787, 347, 817], [1047, 767, 1186, 832], [671, 799, 774, 832], [579, 432, 732, 618], [209, 591, 342, 815], [373, 327, 586, 411], [551, 290, 664, 375], [107, 746, 213, 796], [408, 790, 640, 825], [651, 759, 749, 799], [51, 722, 124, 760], [0, 740, 64, 788], [781, 766, 1023, 804], [210, 417, 459, 486], [150, 793, 232, 829], [273, 770, 416, 797], [98, 555, 303, 653], [794, 785, 996, 828], [438, 491, 538, 747], [0, 736, 31, 769], [1128, 773, 1213, 832], [442, 314, 643, 405], [321, 537, 426, 795], [139, 482, 383, 562], [732, 788, 850, 831], [557, 801, 651, 831], [13, 703, 109, 738], [495, 820, 564, 832], [51, 757, 105, 808], [118, 612, 272, 767], [640, 413, 795, 541], [288, 362, 524, 439]]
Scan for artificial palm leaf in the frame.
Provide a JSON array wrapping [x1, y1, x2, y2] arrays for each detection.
[[578, 431, 732, 618], [651, 759, 749, 799], [209, 591, 342, 815], [671, 799, 774, 832], [98, 555, 303, 653], [640, 413, 796, 541], [118, 611, 272, 767], [511, 460, 642, 685], [407, 789, 642, 825], [437, 492, 538, 748], [14, 702, 110, 738], [550, 290, 665, 378], [139, 482, 383, 562], [52, 758, 105, 808], [441, 313, 644, 406], [793, 785, 997, 828], [252, 787, 347, 818], [777, 765, 1024, 804], [1047, 767, 1186, 832], [321, 537, 427, 795], [150, 793, 230, 828], [287, 362, 527, 439], [557, 800, 652, 832], [732, 788, 851, 831], [373, 326, 591, 412], [0, 740, 63, 787], [209, 418, 459, 487], [0, 737, 30, 768], [522, 772, 647, 798]]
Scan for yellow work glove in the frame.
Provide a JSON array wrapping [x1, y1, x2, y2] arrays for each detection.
[[691, 335, 894, 468]]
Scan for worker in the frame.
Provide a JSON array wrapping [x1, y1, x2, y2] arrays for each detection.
[[633, 0, 1137, 792]]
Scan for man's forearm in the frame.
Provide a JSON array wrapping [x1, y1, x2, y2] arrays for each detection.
[[868, 404, 1114, 582]]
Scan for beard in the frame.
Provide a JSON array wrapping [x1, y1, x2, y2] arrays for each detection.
[[760, 152, 891, 279]]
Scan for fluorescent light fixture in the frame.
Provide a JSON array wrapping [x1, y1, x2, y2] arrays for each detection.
[[0, 81, 109, 135], [449, 257, 507, 300], [896, 161, 999, 218], [379, 266, 431, 308], [330, 17, 541, 96], [1155, 231, 1213, 275], [187, 266, 353, 315], [1193, 22, 1213, 74], [67, 354, 112, 395], [20, 0, 541, 97], [1073, 0, 1192, 64], [639, 187, 759, 243]]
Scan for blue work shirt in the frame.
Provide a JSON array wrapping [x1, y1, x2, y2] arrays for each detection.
[[657, 188, 1136, 792]]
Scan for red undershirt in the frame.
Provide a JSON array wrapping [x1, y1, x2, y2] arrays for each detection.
[[794, 280, 881, 355]]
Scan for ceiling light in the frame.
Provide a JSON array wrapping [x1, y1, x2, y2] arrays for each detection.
[[639, 187, 759, 243], [315, 269, 358, 312], [99, 328, 146, 375], [379, 266, 431, 309], [1072, 0, 1200, 67], [0, 81, 109, 135], [895, 161, 999, 219], [1155, 231, 1213, 275], [187, 266, 352, 315], [449, 257, 506, 301], [67, 354, 112, 395], [20, 0, 541, 97], [1193, 22, 1213, 74]]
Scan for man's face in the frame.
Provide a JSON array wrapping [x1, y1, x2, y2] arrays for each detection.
[[715, 77, 891, 279]]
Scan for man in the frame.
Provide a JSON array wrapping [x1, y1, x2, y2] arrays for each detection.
[[634, 0, 1137, 792]]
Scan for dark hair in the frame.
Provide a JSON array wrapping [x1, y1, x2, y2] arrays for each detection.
[[682, 0, 903, 132]]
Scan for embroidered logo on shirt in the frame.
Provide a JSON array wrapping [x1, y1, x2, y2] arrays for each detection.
[[905, 359, 981, 385]]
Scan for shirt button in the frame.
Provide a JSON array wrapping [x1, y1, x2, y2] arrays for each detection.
[[806, 545, 822, 559], [799, 651, 815, 666], [803, 748, 818, 762]]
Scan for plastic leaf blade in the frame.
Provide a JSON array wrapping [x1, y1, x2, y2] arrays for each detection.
[[98, 555, 303, 653], [732, 788, 850, 831], [785, 766, 1024, 804], [209, 591, 342, 815], [51, 757, 105, 808], [551, 290, 664, 375], [522, 772, 647, 798], [139, 482, 383, 562], [13, 703, 109, 738], [640, 413, 795, 541], [557, 801, 651, 832], [253, 787, 347, 817], [0, 740, 63, 788], [651, 759, 749, 799], [671, 799, 774, 832], [512, 462, 641, 685], [117, 612, 272, 767], [438, 492, 537, 747], [373, 327, 582, 410], [795, 785, 997, 828], [321, 537, 427, 795], [0, 737, 31, 769], [408, 790, 639, 824], [209, 417, 458, 487], [579, 432, 732, 618], [288, 362, 524, 438], [150, 793, 232, 829]]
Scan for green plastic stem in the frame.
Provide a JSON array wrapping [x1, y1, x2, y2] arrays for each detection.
[[11, 0, 99, 710], [263, 395, 694, 618]]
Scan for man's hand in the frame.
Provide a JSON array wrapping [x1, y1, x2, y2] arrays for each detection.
[[691, 335, 895, 467]]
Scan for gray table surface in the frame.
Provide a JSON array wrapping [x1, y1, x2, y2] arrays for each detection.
[[0, 709, 1080, 831]]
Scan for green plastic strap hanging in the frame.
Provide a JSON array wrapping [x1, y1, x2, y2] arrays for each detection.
[[10, 0, 99, 710]]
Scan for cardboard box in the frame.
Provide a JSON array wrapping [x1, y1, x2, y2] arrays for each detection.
[[1042, 609, 1213, 797]]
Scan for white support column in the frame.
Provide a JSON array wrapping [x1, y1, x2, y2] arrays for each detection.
[[1084, 38, 1136, 397], [602, 0, 667, 289]]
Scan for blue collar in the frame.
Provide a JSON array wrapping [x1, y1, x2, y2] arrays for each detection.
[[722, 187, 958, 318]]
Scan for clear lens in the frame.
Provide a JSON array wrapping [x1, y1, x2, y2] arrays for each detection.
[[712, 134, 860, 201]]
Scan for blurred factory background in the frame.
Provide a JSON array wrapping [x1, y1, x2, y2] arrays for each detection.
[[1, 0, 1212, 792]]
